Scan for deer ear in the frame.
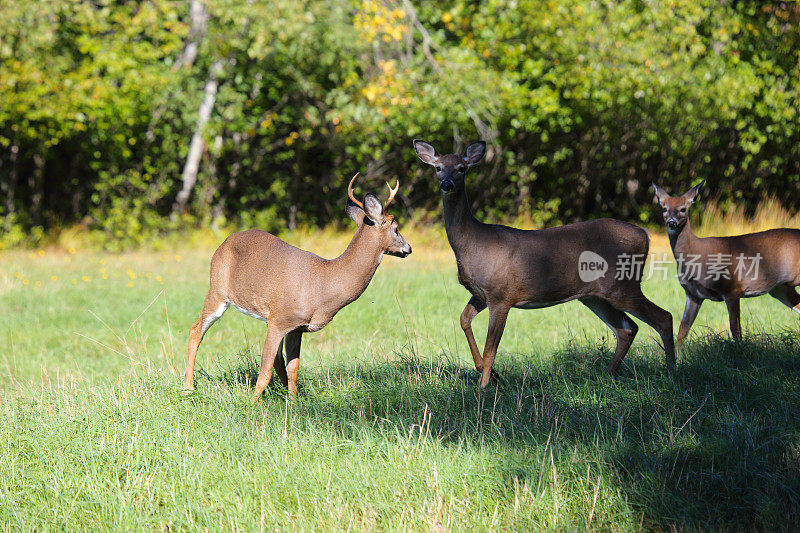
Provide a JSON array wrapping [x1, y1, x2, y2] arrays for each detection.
[[652, 183, 669, 206], [413, 140, 438, 166], [464, 141, 486, 167], [363, 193, 385, 224], [684, 180, 705, 204], [346, 198, 366, 226]]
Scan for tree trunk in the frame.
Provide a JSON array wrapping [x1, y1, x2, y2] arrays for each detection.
[[172, 59, 223, 216], [173, 0, 208, 71], [30, 153, 45, 226], [2, 143, 18, 227]]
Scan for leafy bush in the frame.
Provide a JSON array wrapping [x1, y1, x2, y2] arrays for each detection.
[[1, 0, 798, 247]]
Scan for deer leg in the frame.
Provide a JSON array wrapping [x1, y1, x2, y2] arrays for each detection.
[[676, 294, 703, 348], [769, 285, 800, 340], [619, 292, 675, 372], [769, 285, 800, 314], [460, 296, 487, 371], [252, 325, 288, 402], [272, 338, 288, 388], [580, 297, 638, 375], [724, 296, 742, 340], [283, 330, 303, 396], [479, 304, 510, 388], [184, 294, 228, 391]]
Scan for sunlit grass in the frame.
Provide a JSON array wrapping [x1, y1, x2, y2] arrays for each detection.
[[2, 217, 800, 529]]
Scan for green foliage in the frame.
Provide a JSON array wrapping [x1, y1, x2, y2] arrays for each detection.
[[1, 1, 799, 246]]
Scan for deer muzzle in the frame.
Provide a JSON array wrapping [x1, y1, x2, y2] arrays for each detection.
[[387, 243, 412, 258]]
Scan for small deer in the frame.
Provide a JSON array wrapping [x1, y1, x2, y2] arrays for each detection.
[[184, 175, 412, 401], [654, 181, 800, 344], [414, 139, 675, 386]]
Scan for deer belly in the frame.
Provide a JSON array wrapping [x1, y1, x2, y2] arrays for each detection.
[[681, 280, 723, 302], [232, 303, 269, 322], [515, 300, 563, 310]]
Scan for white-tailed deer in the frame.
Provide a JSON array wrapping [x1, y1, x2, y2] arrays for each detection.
[[414, 140, 675, 386], [654, 181, 800, 344], [184, 175, 412, 401]]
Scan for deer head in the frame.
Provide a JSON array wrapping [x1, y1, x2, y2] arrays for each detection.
[[345, 173, 411, 257], [413, 140, 486, 193], [653, 181, 705, 234]]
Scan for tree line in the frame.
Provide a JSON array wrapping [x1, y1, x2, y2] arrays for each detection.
[[1, 0, 799, 248]]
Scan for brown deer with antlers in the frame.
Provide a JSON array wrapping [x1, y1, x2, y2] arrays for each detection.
[[414, 139, 675, 386], [183, 175, 411, 401]]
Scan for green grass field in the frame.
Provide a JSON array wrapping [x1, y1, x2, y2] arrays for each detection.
[[2, 227, 800, 530]]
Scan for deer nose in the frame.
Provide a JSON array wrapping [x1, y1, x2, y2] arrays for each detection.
[[667, 219, 678, 229], [440, 179, 454, 192]]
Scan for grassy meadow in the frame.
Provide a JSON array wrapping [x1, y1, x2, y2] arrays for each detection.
[[2, 224, 800, 530]]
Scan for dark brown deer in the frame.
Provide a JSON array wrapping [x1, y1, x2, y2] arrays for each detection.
[[184, 175, 412, 401], [414, 140, 675, 386], [654, 181, 800, 344]]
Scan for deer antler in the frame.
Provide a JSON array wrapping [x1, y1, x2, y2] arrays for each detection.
[[348, 173, 364, 210], [384, 179, 399, 210]]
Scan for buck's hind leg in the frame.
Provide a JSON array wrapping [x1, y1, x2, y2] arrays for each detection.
[[184, 293, 229, 391], [580, 297, 639, 375]]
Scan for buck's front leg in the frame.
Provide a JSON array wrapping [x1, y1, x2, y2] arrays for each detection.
[[479, 304, 510, 388], [253, 325, 289, 402], [272, 339, 288, 389], [283, 330, 303, 396]]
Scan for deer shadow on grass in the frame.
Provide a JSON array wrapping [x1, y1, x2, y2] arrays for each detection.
[[202, 332, 800, 530]]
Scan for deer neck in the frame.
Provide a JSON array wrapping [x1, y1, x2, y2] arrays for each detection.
[[442, 185, 481, 257], [325, 225, 383, 309], [668, 221, 699, 256]]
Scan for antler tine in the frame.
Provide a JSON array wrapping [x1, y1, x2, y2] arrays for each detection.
[[348, 172, 364, 210], [384, 179, 399, 210]]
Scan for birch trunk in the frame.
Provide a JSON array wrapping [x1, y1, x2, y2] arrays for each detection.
[[172, 59, 223, 215]]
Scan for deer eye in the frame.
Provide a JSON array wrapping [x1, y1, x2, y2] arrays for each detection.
[[680, 208, 686, 213], [434, 166, 442, 172], [457, 167, 465, 173], [662, 208, 667, 212]]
